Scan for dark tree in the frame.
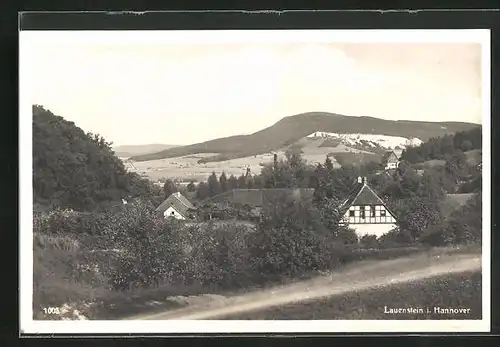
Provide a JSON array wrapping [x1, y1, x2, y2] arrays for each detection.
[[253, 175, 265, 189], [196, 181, 210, 200], [324, 156, 334, 172], [163, 179, 178, 198], [219, 172, 228, 192], [461, 140, 473, 152], [446, 150, 468, 175], [246, 176, 255, 189], [227, 175, 238, 190], [237, 174, 247, 188], [186, 181, 196, 192], [207, 172, 221, 197]]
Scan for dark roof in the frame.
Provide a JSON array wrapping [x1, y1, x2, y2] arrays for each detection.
[[155, 192, 195, 218], [341, 183, 384, 207], [202, 188, 315, 207], [340, 182, 397, 220]]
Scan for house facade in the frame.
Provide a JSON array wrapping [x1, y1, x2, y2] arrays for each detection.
[[155, 192, 196, 220], [383, 150, 401, 170], [340, 177, 398, 238]]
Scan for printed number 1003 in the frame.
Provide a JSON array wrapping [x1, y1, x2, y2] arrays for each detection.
[[43, 307, 60, 314]]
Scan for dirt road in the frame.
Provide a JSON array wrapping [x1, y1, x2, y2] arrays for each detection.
[[126, 251, 481, 320]]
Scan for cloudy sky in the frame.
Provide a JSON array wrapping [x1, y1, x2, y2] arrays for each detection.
[[25, 33, 483, 146]]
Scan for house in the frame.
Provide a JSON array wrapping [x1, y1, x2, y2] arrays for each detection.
[[339, 177, 398, 238], [155, 192, 196, 220], [382, 150, 401, 170], [199, 188, 315, 220]]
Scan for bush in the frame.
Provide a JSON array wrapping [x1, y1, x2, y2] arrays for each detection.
[[359, 235, 379, 249], [420, 192, 481, 247], [36, 191, 465, 319]]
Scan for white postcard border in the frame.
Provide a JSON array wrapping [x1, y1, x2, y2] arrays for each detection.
[[19, 29, 491, 335]]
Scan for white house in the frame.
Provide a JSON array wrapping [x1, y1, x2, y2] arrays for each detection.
[[339, 177, 398, 238], [382, 150, 401, 170], [155, 192, 196, 220]]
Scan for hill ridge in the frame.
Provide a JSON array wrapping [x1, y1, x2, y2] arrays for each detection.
[[130, 112, 480, 162]]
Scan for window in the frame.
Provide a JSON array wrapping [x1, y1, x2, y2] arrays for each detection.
[[370, 206, 376, 217], [360, 206, 365, 219], [349, 210, 355, 217], [380, 209, 386, 217]]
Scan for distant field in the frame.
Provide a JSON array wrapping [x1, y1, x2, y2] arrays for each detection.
[[124, 152, 276, 181], [113, 144, 178, 158], [216, 270, 482, 320], [422, 159, 447, 168], [332, 152, 382, 167], [123, 144, 343, 181]]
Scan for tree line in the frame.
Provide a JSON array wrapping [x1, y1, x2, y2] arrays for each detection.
[[400, 127, 481, 164], [166, 142, 482, 247]]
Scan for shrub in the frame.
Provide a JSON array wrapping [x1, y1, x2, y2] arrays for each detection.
[[247, 196, 343, 281], [359, 235, 379, 249], [420, 192, 481, 247]]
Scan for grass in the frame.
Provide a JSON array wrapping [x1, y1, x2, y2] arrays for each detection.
[[465, 149, 482, 166], [215, 270, 482, 320], [332, 152, 382, 167], [422, 159, 446, 168], [441, 193, 474, 218]]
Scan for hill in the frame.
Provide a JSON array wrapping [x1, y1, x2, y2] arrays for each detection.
[[33, 105, 151, 212], [130, 112, 480, 163], [113, 144, 178, 158]]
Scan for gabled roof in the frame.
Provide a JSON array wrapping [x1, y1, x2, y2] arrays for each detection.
[[382, 150, 400, 163], [393, 149, 404, 158], [155, 192, 195, 218], [340, 183, 385, 209], [202, 188, 315, 207], [340, 181, 397, 220]]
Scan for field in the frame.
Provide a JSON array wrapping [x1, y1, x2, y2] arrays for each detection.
[[122, 152, 277, 181], [122, 137, 380, 181], [216, 270, 481, 320]]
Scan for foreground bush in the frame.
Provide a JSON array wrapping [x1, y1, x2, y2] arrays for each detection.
[[33, 196, 474, 319]]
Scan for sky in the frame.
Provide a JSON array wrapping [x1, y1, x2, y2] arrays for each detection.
[[26, 34, 483, 146]]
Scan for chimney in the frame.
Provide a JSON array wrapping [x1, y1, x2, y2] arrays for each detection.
[[363, 177, 367, 185], [357, 176, 362, 184]]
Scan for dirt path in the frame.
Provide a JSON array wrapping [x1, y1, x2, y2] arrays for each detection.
[[126, 251, 481, 320]]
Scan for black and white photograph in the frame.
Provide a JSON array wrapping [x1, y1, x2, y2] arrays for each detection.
[[19, 28, 490, 334]]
